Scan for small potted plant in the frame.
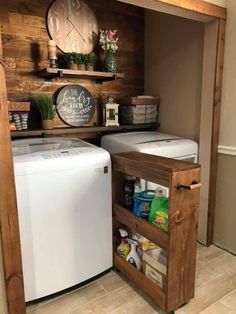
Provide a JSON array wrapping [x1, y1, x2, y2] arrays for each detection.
[[64, 52, 78, 70], [77, 53, 86, 71], [32, 94, 56, 130], [57, 54, 67, 69], [85, 53, 97, 71]]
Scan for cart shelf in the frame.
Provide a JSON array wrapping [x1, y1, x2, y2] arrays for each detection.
[[113, 203, 168, 250], [114, 252, 166, 309]]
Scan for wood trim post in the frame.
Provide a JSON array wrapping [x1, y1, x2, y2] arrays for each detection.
[[155, 0, 227, 19], [167, 168, 200, 311], [207, 19, 226, 245], [0, 29, 26, 313], [117, 0, 227, 20]]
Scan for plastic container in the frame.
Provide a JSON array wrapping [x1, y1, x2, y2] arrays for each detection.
[[133, 190, 155, 219]]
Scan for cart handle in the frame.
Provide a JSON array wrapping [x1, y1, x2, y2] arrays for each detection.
[[176, 180, 202, 190]]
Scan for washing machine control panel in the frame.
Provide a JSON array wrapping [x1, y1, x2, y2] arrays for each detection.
[[41, 148, 93, 159]]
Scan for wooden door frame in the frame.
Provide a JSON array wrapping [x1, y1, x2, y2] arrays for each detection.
[[0, 30, 26, 314], [0, 1, 226, 313], [207, 18, 226, 245]]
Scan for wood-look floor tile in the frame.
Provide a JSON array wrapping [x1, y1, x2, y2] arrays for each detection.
[[201, 302, 234, 314], [201, 289, 236, 313], [70, 285, 139, 314], [27, 281, 107, 314], [222, 289, 236, 308], [26, 246, 236, 314], [97, 271, 127, 292], [176, 268, 236, 313]]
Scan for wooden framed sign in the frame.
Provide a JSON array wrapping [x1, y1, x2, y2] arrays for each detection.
[[56, 84, 95, 126]]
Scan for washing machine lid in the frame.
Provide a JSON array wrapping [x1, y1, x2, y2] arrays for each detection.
[[12, 138, 110, 166], [13, 138, 111, 175], [12, 138, 93, 156]]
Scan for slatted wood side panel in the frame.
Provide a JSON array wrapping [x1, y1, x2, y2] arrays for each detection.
[[0, 29, 26, 314], [0, 0, 144, 112]]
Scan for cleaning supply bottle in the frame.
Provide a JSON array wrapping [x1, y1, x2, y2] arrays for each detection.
[[148, 187, 169, 232], [116, 229, 130, 259], [123, 176, 136, 209], [134, 178, 142, 198], [126, 239, 141, 271]]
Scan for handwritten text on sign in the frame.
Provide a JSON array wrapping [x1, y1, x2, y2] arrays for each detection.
[[56, 85, 95, 127]]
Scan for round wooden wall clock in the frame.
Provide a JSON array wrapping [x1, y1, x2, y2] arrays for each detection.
[[47, 0, 99, 54]]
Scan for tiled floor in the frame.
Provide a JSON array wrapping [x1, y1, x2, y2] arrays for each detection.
[[27, 245, 236, 314]]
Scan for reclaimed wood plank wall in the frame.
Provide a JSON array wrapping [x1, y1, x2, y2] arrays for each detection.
[[0, 0, 144, 105]]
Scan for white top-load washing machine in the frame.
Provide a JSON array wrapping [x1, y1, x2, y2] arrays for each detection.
[[101, 131, 198, 163], [13, 138, 112, 302]]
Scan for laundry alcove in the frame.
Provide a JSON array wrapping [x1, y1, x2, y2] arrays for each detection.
[[0, 0, 226, 313]]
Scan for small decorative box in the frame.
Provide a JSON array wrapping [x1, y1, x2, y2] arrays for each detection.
[[142, 247, 167, 290], [119, 96, 160, 125], [8, 102, 30, 131]]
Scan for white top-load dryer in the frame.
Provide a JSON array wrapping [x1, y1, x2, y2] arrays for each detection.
[[101, 131, 198, 192], [101, 131, 198, 163], [13, 138, 112, 302]]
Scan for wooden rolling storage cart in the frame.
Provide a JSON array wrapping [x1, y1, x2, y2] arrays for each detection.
[[112, 152, 201, 313]]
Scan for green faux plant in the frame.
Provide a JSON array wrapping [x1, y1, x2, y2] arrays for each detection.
[[77, 53, 85, 65], [64, 52, 78, 63], [32, 94, 56, 120], [83, 54, 89, 65], [57, 54, 67, 68], [85, 54, 97, 66]]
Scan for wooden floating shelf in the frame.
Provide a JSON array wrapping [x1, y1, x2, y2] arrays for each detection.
[[11, 123, 157, 138], [113, 253, 166, 310], [113, 203, 168, 250], [38, 67, 125, 82]]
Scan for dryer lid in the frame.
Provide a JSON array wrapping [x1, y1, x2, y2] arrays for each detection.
[[102, 132, 181, 145]]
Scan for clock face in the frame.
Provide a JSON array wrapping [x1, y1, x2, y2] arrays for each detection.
[[47, 0, 99, 54]]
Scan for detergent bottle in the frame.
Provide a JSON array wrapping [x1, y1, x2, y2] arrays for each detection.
[[148, 187, 169, 232], [116, 229, 130, 259]]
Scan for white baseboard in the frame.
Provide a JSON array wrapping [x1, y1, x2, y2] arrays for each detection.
[[218, 145, 236, 156]]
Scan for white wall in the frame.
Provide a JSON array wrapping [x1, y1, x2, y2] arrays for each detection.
[[144, 11, 204, 141], [213, 0, 236, 253], [219, 0, 236, 147]]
